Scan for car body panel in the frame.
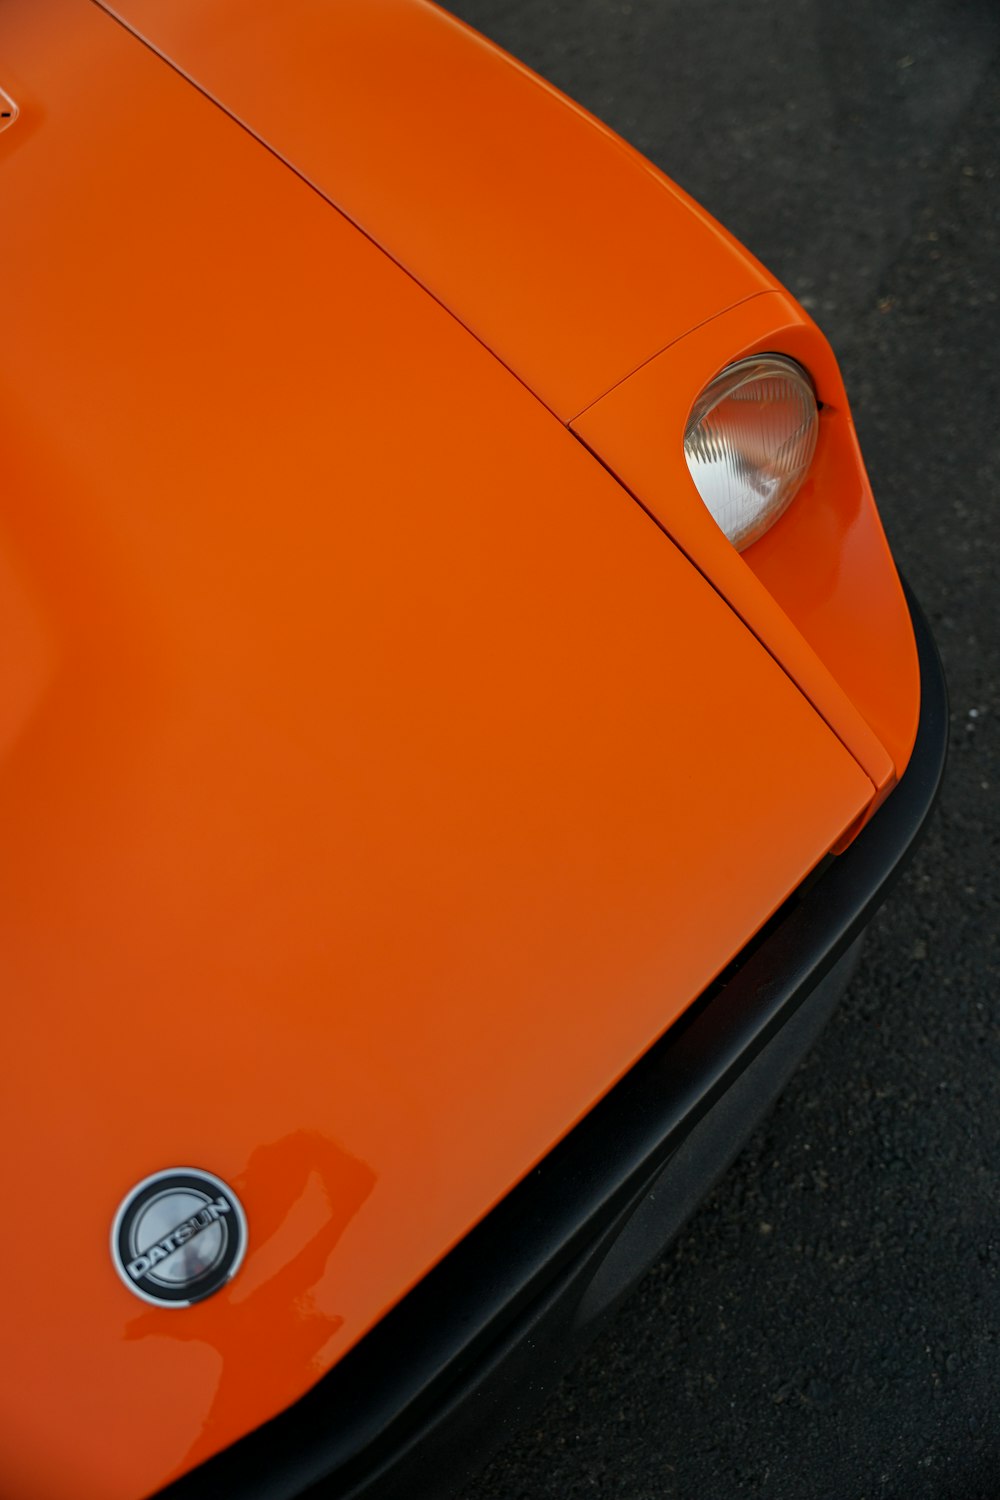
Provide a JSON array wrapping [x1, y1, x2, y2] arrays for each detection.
[[573, 292, 921, 799], [0, 4, 916, 1499], [88, 0, 918, 801], [93, 0, 773, 420]]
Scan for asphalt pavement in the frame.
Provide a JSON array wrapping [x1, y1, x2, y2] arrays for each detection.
[[444, 3, 1000, 1497]]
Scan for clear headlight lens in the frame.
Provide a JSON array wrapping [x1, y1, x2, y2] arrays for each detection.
[[683, 354, 819, 551]]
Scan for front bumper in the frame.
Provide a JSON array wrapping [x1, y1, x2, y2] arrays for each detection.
[[161, 583, 947, 1500]]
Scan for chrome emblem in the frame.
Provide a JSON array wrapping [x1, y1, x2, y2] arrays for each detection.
[[111, 1168, 247, 1307]]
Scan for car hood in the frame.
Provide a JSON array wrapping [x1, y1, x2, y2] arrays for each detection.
[[94, 0, 774, 420], [0, 4, 871, 1498]]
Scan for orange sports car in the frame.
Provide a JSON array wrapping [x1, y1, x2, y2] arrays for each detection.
[[0, 2, 946, 1498]]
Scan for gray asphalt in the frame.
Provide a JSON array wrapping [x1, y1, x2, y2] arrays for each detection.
[[443, 3, 1000, 1497]]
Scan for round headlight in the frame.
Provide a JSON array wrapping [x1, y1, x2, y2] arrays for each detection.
[[683, 354, 819, 551]]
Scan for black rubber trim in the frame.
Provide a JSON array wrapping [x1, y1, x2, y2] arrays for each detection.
[[159, 581, 947, 1500]]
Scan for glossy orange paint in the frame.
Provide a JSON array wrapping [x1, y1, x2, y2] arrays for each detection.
[[0, 4, 911, 1499], [95, 0, 919, 805], [572, 292, 921, 804], [94, 0, 773, 420]]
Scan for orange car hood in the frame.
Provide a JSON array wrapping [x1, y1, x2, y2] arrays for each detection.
[[1, 4, 871, 1498], [94, 0, 774, 420]]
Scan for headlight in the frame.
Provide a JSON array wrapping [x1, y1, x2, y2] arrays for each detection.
[[683, 354, 819, 551]]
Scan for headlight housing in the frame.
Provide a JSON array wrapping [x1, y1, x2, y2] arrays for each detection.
[[683, 354, 819, 551]]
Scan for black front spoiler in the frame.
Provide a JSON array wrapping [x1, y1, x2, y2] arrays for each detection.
[[161, 582, 948, 1500]]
